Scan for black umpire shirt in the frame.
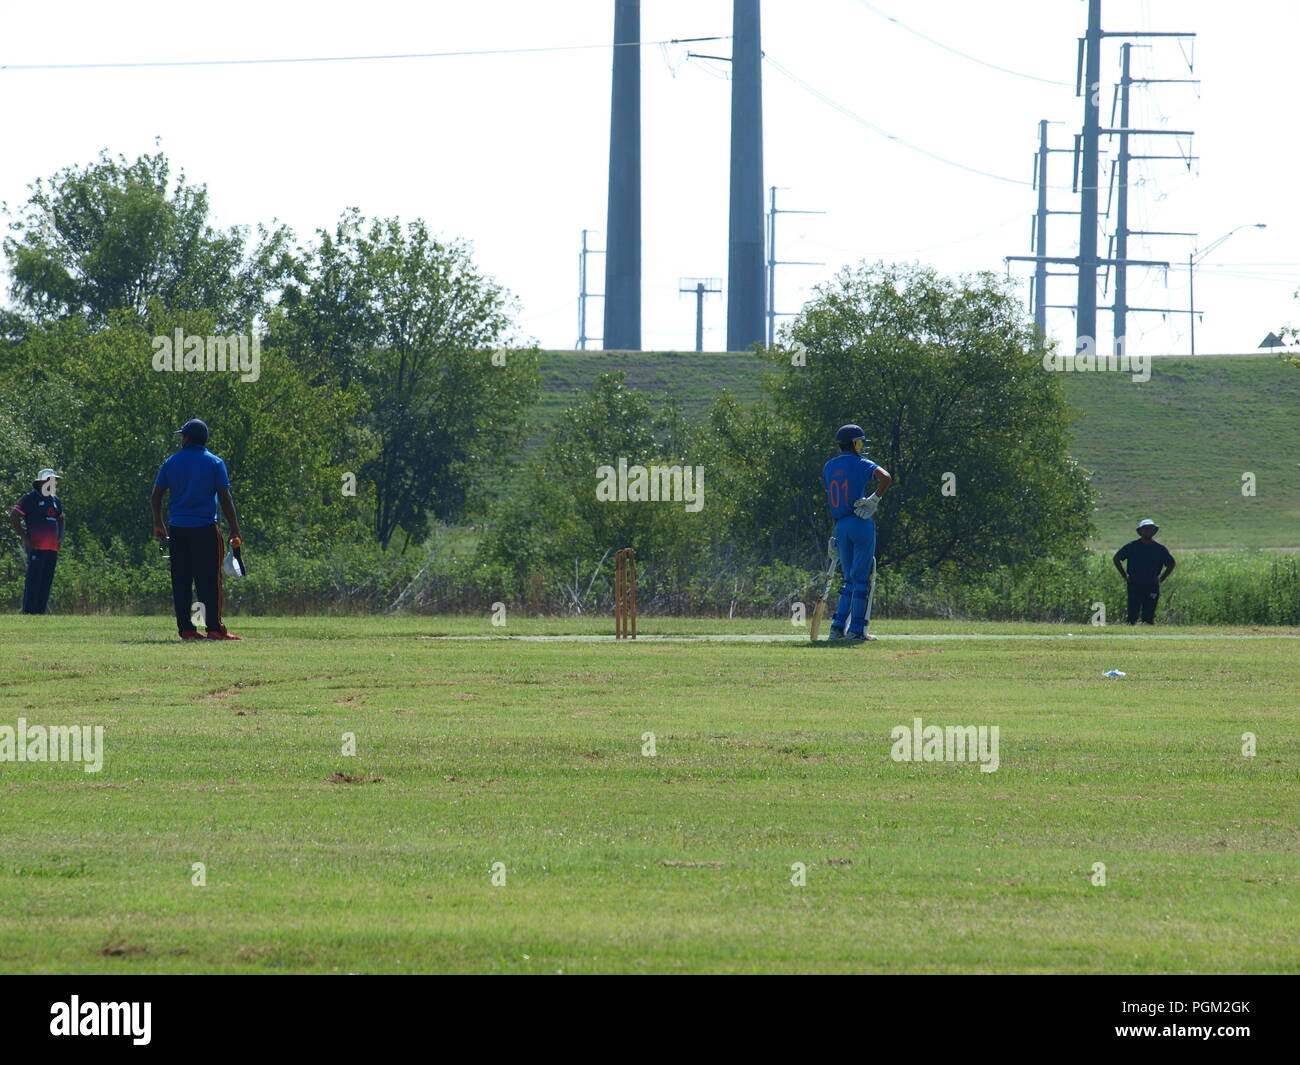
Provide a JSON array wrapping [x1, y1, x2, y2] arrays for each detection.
[[15, 489, 63, 552], [1114, 539, 1174, 584]]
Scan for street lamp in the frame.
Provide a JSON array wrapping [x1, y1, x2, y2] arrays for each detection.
[[1189, 223, 1267, 356]]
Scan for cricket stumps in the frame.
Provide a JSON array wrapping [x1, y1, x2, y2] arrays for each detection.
[[615, 548, 637, 639]]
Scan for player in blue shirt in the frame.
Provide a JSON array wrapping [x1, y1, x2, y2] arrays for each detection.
[[151, 419, 244, 640], [822, 424, 892, 642]]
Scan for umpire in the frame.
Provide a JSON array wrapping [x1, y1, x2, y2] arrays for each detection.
[[151, 419, 244, 640], [9, 468, 64, 614], [1113, 518, 1176, 625]]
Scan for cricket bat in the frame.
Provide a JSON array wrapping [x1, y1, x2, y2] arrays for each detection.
[[809, 548, 839, 641]]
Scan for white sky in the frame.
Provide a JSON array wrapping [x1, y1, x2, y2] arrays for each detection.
[[2, 0, 1296, 356]]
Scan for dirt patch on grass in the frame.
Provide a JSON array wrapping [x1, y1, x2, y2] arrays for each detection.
[[100, 938, 148, 957], [660, 860, 725, 868], [197, 680, 261, 706], [325, 772, 385, 784]]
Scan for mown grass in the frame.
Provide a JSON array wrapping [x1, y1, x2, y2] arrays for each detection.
[[1, 615, 1296, 974]]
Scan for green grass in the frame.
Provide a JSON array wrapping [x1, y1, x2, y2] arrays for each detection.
[[525, 350, 1300, 549], [531, 350, 767, 441], [1060, 356, 1300, 550], [2, 614, 1297, 974]]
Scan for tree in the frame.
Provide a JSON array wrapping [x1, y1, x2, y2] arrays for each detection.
[[3, 148, 291, 329], [480, 373, 705, 608], [706, 262, 1093, 575], [1, 307, 365, 559], [0, 392, 38, 515], [272, 210, 539, 547]]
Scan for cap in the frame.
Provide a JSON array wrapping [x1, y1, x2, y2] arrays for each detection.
[[1136, 518, 1159, 531], [175, 419, 209, 444], [36, 468, 58, 481]]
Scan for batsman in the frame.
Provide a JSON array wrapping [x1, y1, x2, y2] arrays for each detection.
[[822, 424, 891, 642]]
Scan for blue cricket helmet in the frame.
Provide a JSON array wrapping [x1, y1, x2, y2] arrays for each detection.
[[835, 424, 867, 452]]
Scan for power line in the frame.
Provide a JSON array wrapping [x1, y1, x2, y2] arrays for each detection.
[[764, 55, 1066, 190], [852, 0, 1072, 87], [0, 36, 729, 72]]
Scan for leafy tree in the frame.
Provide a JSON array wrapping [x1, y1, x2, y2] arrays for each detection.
[[480, 373, 705, 607], [1279, 309, 1300, 368], [3, 149, 291, 329], [272, 210, 538, 547], [1, 308, 365, 559], [706, 262, 1093, 575], [0, 392, 39, 519]]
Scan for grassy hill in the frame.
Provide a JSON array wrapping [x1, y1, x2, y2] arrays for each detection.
[[1061, 357, 1300, 550], [527, 350, 1299, 551], [529, 349, 767, 445]]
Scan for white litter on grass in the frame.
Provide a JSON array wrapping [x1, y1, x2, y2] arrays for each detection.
[[1102, 670, 1127, 677]]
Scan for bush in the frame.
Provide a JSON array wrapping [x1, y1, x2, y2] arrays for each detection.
[[2, 537, 1293, 625]]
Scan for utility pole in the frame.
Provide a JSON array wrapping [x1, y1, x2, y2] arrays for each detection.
[[679, 278, 721, 352], [1034, 120, 1050, 335], [577, 229, 605, 350], [1009, 123, 1082, 324], [1107, 42, 1199, 352], [1010, 2, 1195, 354], [766, 186, 824, 347], [727, 0, 765, 352], [1075, 0, 1103, 355], [1029, 121, 1075, 334], [1112, 44, 1133, 351], [603, 0, 641, 351]]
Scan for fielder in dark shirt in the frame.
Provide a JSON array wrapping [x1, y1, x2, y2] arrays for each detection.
[[9, 468, 64, 614], [1113, 519, 1176, 624]]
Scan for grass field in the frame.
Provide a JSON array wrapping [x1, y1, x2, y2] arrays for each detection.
[[526, 351, 1300, 550], [2, 614, 1297, 974], [1063, 356, 1300, 550]]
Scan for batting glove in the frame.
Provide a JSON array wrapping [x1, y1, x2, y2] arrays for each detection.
[[853, 494, 880, 520]]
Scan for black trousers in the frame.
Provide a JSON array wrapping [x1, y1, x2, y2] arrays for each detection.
[[1126, 580, 1160, 624], [22, 549, 58, 614], [168, 524, 226, 634]]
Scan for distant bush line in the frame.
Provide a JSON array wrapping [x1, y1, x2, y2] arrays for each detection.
[[4, 541, 1296, 626]]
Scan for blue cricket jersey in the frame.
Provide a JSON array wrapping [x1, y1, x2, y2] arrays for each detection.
[[823, 453, 879, 520], [155, 444, 231, 527]]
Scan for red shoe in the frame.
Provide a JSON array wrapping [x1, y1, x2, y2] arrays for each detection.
[[179, 630, 204, 640], [206, 630, 243, 640]]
